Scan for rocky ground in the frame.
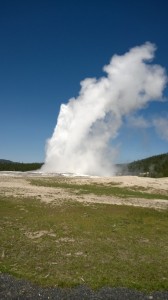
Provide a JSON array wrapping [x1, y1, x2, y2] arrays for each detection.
[[1, 273, 168, 300]]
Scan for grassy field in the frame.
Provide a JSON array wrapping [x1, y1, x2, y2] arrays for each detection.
[[0, 194, 168, 292]]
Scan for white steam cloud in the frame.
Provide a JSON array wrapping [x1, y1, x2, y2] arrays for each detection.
[[42, 43, 167, 175], [127, 115, 168, 141]]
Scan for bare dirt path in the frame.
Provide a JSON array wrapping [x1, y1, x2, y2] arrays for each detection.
[[0, 172, 168, 210]]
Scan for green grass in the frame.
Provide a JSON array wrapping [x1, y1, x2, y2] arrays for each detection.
[[0, 195, 168, 291], [30, 178, 168, 200]]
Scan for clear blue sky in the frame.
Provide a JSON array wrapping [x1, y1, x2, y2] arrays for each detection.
[[0, 0, 168, 163]]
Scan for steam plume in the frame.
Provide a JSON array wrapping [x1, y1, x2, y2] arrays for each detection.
[[42, 43, 167, 175]]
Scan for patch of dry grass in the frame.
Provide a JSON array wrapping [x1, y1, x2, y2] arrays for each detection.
[[30, 178, 168, 200]]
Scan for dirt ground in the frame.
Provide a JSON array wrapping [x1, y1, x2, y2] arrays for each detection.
[[0, 172, 168, 210]]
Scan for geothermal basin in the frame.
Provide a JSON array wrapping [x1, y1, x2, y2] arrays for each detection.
[[0, 172, 168, 210]]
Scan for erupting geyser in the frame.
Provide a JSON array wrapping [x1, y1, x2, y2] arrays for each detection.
[[42, 43, 167, 176]]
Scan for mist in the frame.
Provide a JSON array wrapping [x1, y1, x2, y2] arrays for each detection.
[[42, 43, 167, 176]]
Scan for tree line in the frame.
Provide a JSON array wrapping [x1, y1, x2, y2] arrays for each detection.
[[125, 153, 168, 177], [0, 161, 43, 172]]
